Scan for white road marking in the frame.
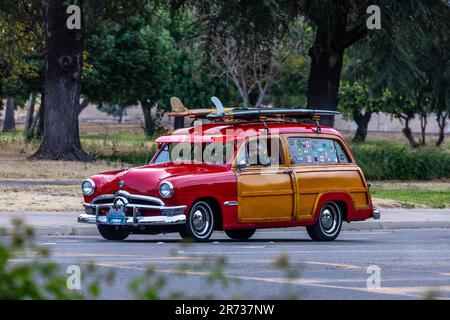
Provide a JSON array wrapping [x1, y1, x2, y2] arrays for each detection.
[[90, 261, 450, 299]]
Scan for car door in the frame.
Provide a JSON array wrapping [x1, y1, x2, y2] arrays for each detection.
[[234, 136, 295, 223]]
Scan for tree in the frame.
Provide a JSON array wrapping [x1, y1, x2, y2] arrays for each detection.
[[30, 0, 92, 161], [2, 97, 15, 132], [181, 0, 448, 126], [339, 81, 387, 142], [0, 0, 45, 136], [83, 15, 172, 136], [343, 1, 450, 146], [208, 19, 310, 108]]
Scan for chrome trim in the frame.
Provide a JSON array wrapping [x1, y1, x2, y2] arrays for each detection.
[[80, 190, 187, 226], [91, 190, 165, 206], [224, 201, 238, 206], [83, 203, 187, 212], [78, 213, 186, 226], [91, 194, 115, 203], [373, 210, 381, 220]]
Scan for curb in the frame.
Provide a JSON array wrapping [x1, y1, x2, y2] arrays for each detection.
[[342, 221, 450, 231]]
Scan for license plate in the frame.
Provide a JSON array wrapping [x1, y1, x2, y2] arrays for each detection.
[[106, 208, 126, 225]]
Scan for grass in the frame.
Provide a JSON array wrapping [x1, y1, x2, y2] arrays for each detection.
[[81, 131, 157, 166], [0, 131, 157, 180], [371, 181, 450, 209]]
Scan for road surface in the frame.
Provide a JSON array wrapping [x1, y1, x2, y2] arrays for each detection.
[[11, 227, 450, 300]]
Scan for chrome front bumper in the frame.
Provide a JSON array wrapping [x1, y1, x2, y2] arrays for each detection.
[[78, 190, 187, 226], [78, 212, 186, 226]]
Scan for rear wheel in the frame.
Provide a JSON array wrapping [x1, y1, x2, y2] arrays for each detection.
[[225, 229, 256, 241], [306, 202, 342, 241], [179, 201, 215, 242], [97, 225, 130, 241]]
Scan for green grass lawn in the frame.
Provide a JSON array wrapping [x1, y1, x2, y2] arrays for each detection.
[[371, 183, 450, 208]]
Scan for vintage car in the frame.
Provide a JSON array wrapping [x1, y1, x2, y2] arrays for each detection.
[[78, 106, 380, 242]]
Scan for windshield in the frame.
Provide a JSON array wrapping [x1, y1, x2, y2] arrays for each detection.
[[152, 142, 235, 165]]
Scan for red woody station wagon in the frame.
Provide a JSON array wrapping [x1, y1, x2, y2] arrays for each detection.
[[78, 99, 380, 242]]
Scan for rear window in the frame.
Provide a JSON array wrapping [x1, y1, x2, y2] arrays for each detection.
[[286, 137, 349, 165]]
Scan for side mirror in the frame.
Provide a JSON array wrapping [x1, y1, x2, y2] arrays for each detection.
[[236, 159, 248, 170]]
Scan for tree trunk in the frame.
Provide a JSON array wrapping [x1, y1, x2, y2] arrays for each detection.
[[352, 110, 372, 143], [255, 83, 269, 108], [36, 93, 45, 139], [141, 102, 155, 137], [420, 114, 427, 145], [306, 3, 367, 128], [307, 14, 347, 127], [24, 93, 37, 133], [2, 97, 16, 132], [30, 0, 92, 161], [402, 117, 418, 148], [436, 110, 447, 147]]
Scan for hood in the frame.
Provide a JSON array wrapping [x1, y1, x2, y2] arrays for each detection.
[[89, 162, 229, 197]]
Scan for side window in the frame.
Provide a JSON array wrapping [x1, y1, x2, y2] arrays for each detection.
[[333, 140, 349, 163], [287, 137, 349, 165], [236, 137, 284, 166]]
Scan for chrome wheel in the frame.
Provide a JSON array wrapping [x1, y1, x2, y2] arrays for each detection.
[[306, 201, 342, 241], [182, 201, 215, 241], [319, 203, 340, 236], [192, 207, 211, 236]]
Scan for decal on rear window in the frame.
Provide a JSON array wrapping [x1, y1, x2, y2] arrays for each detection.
[[287, 137, 349, 165]]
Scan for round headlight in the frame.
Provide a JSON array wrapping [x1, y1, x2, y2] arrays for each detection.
[[159, 181, 174, 198], [82, 179, 95, 196]]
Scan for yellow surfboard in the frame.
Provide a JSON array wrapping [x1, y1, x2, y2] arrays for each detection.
[[168, 96, 233, 119]]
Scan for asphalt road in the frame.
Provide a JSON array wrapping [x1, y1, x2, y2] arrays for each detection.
[[12, 227, 450, 300]]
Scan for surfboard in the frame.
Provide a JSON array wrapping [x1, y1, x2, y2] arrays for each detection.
[[206, 108, 340, 121], [168, 96, 233, 118], [168, 96, 339, 122]]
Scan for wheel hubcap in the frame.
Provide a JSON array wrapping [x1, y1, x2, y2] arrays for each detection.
[[320, 209, 333, 229], [319, 203, 340, 236], [190, 204, 212, 237]]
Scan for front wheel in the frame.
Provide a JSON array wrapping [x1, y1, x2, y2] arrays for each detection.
[[97, 225, 130, 241], [179, 201, 215, 242], [225, 229, 256, 241], [306, 202, 342, 241]]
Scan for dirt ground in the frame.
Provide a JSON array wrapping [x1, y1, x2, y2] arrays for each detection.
[[0, 184, 82, 211]]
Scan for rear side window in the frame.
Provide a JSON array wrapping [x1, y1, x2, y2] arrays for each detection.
[[286, 137, 349, 165]]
